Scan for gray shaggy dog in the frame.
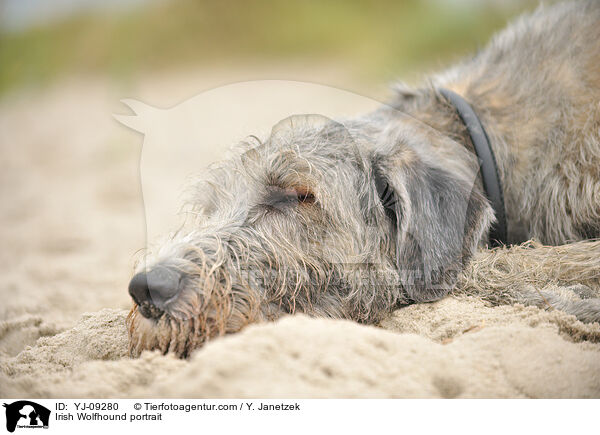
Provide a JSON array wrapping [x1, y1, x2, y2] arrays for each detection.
[[128, 0, 600, 358]]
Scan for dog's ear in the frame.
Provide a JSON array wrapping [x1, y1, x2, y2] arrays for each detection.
[[373, 144, 494, 303]]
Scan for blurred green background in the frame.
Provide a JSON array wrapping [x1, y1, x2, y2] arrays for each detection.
[[0, 0, 542, 96]]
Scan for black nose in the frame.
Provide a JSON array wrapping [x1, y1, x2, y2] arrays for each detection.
[[128, 267, 182, 318]]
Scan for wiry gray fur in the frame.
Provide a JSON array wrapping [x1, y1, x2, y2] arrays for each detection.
[[128, 1, 600, 358]]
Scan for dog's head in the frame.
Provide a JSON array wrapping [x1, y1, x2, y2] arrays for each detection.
[[127, 111, 494, 357]]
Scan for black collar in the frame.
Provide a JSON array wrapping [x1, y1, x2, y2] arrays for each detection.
[[439, 88, 507, 246]]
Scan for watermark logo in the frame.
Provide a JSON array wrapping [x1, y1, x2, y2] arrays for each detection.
[[114, 80, 380, 248], [3, 401, 50, 433]]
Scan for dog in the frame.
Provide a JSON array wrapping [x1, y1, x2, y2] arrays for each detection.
[[127, 0, 600, 357]]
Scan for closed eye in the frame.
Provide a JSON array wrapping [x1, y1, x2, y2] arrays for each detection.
[[262, 185, 316, 211], [295, 187, 315, 204]]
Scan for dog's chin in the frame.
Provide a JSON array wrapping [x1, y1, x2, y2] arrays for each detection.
[[126, 305, 209, 359], [126, 279, 273, 358], [126, 301, 254, 358]]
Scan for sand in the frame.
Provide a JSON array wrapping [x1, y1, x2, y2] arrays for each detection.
[[2, 300, 599, 398], [1, 71, 599, 399]]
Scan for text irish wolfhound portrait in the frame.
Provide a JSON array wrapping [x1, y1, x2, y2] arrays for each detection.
[[127, 1, 600, 358]]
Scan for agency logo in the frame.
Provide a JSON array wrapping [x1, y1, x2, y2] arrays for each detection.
[[2, 401, 50, 433]]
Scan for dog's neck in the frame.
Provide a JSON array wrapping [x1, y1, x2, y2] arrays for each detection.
[[387, 85, 479, 155], [385, 86, 509, 245]]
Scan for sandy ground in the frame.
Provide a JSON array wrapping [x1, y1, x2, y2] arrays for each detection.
[[0, 68, 599, 398]]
